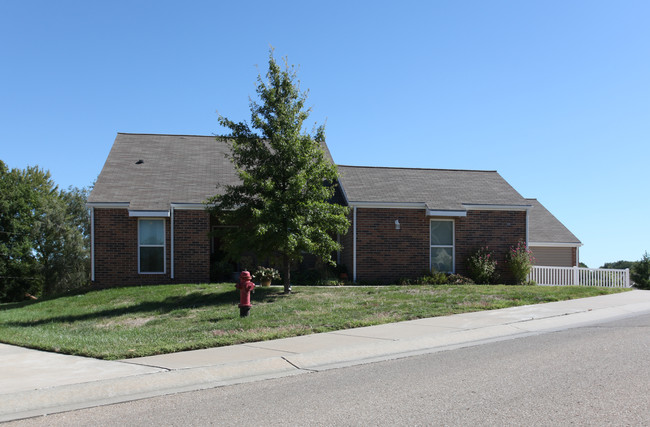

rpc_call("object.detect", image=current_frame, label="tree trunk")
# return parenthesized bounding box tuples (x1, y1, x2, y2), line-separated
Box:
(283, 254, 291, 294)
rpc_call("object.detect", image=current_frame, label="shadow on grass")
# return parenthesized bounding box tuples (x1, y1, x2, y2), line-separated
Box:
(7, 287, 289, 327)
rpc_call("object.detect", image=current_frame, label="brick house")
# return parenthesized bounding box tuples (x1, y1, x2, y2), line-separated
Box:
(87, 133, 581, 287)
(336, 166, 581, 283)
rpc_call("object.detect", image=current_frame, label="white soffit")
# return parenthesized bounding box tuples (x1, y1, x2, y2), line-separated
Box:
(462, 203, 532, 211)
(529, 242, 583, 248)
(170, 203, 206, 210)
(128, 210, 170, 217)
(427, 210, 467, 217)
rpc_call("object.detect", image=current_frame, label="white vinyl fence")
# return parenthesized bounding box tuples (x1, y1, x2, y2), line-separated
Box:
(529, 266, 631, 288)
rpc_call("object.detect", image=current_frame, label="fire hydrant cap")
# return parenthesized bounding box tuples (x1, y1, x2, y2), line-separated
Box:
(240, 271, 252, 280)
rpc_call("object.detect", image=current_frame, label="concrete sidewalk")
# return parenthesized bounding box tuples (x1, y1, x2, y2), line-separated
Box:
(2, 290, 649, 422)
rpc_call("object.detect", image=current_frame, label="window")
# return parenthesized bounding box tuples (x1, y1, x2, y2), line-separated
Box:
(430, 220, 454, 273)
(139, 219, 165, 273)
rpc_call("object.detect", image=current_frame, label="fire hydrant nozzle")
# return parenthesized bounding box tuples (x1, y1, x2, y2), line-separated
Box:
(235, 271, 255, 317)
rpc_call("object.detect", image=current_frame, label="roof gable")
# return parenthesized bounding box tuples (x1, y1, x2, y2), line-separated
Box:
(88, 133, 239, 211)
(527, 198, 581, 245)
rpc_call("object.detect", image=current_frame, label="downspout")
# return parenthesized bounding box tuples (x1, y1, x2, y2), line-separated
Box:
(90, 207, 95, 282)
(353, 206, 357, 282)
(171, 206, 174, 279)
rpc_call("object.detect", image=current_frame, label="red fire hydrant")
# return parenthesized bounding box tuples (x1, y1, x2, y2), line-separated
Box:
(235, 271, 255, 317)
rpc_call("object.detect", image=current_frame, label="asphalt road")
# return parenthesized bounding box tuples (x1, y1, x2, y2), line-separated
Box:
(9, 312, 650, 426)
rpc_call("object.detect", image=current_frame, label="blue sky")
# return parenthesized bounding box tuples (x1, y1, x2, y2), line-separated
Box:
(2, 0, 648, 268)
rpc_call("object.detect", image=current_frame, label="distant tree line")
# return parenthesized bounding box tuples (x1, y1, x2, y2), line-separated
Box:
(601, 253, 650, 289)
(0, 160, 90, 302)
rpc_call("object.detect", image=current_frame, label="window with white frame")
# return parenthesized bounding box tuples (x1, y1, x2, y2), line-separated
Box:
(430, 220, 454, 273)
(139, 219, 165, 273)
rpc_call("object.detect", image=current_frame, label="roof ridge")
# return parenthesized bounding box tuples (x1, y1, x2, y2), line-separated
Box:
(337, 164, 497, 173)
(117, 132, 220, 138)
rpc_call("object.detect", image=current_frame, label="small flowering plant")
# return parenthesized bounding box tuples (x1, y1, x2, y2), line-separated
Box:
(253, 266, 281, 282)
(467, 247, 497, 284)
(507, 241, 535, 285)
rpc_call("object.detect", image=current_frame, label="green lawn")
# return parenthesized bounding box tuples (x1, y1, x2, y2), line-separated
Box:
(0, 283, 628, 360)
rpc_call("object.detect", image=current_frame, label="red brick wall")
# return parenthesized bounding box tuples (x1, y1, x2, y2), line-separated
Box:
(339, 208, 527, 284)
(353, 208, 430, 284)
(173, 210, 211, 282)
(455, 210, 527, 282)
(93, 208, 210, 287)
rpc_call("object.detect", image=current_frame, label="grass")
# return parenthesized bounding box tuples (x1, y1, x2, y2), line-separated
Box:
(0, 283, 628, 360)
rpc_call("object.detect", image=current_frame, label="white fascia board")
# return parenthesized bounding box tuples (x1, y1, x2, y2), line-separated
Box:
(170, 203, 206, 210)
(529, 241, 583, 248)
(462, 203, 532, 211)
(86, 202, 130, 209)
(427, 210, 467, 217)
(348, 201, 427, 209)
(128, 210, 171, 217)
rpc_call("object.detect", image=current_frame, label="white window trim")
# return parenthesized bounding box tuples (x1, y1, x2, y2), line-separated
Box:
(138, 218, 166, 274)
(430, 219, 455, 273)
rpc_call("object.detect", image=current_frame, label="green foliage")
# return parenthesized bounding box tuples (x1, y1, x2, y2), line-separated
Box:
(253, 266, 281, 282)
(466, 247, 498, 284)
(601, 260, 634, 270)
(507, 241, 535, 285)
(631, 252, 650, 289)
(0, 160, 90, 302)
(207, 50, 350, 293)
(446, 274, 475, 285)
(397, 272, 474, 286)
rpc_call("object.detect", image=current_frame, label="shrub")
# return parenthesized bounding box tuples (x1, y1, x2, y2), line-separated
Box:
(446, 274, 475, 285)
(467, 247, 498, 284)
(631, 252, 650, 289)
(397, 272, 474, 286)
(507, 241, 535, 285)
(253, 266, 281, 282)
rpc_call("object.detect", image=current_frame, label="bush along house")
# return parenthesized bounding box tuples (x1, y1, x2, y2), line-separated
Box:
(87, 133, 581, 287)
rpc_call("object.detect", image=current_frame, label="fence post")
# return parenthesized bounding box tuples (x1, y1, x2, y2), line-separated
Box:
(573, 266, 579, 286)
(625, 268, 630, 288)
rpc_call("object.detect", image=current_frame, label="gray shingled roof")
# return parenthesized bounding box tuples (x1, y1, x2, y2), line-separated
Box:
(89, 133, 336, 211)
(527, 198, 581, 245)
(88, 133, 239, 211)
(337, 165, 530, 211)
(89, 135, 577, 247)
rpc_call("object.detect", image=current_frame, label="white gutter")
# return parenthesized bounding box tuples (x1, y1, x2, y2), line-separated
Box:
(348, 201, 427, 209)
(353, 206, 357, 282)
(86, 202, 130, 209)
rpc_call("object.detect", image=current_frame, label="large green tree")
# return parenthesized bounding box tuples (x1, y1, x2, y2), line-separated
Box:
(0, 160, 90, 301)
(207, 51, 350, 293)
